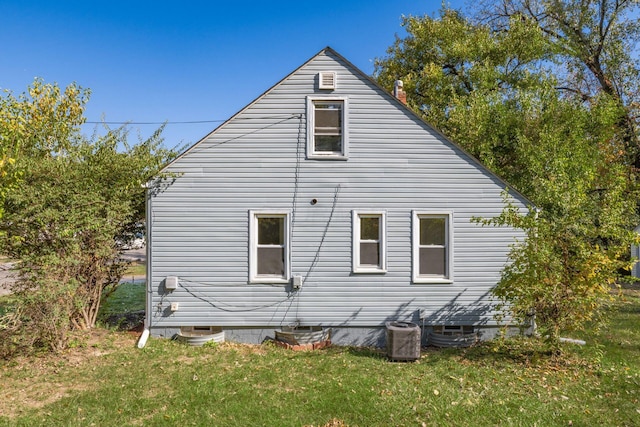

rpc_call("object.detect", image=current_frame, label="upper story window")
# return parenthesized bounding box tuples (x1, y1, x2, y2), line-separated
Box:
(353, 211, 387, 273)
(412, 212, 453, 283)
(307, 96, 348, 159)
(249, 211, 290, 284)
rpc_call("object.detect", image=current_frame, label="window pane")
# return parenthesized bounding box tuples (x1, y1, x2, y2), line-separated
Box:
(360, 242, 380, 266)
(420, 217, 445, 245)
(257, 247, 284, 275)
(315, 108, 341, 130)
(314, 135, 342, 152)
(315, 102, 342, 112)
(360, 217, 379, 240)
(420, 247, 446, 276)
(314, 101, 342, 153)
(258, 217, 284, 245)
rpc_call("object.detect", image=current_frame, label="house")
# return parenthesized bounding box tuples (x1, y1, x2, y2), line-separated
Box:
(144, 47, 530, 347)
(632, 225, 640, 278)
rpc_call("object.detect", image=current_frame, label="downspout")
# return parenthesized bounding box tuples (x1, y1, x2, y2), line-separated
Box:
(137, 183, 153, 349)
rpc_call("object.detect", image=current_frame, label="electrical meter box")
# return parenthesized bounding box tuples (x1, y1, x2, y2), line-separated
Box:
(165, 276, 179, 291)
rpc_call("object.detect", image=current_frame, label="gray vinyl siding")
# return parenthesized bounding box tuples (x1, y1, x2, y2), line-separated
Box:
(148, 49, 528, 331)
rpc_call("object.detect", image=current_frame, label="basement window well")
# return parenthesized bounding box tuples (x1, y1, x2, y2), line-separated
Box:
(432, 325, 474, 336)
(177, 326, 225, 347)
(428, 325, 477, 348)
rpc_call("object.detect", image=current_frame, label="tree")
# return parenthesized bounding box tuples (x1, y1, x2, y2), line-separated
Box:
(481, 0, 640, 168)
(0, 80, 176, 355)
(0, 115, 18, 222)
(0, 80, 86, 221)
(375, 5, 639, 344)
(474, 89, 637, 342)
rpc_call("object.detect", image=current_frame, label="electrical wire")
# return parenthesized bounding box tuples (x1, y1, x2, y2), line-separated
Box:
(83, 114, 299, 126)
(180, 282, 294, 313)
(84, 120, 224, 125)
(178, 277, 283, 288)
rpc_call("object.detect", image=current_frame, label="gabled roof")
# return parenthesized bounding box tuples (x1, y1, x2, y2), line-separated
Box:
(161, 46, 533, 207)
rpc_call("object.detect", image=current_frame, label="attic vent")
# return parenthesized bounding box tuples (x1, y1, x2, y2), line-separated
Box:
(318, 72, 336, 90)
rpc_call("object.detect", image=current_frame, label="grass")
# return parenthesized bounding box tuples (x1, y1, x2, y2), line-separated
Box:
(123, 260, 146, 278)
(0, 290, 638, 426)
(99, 282, 145, 317)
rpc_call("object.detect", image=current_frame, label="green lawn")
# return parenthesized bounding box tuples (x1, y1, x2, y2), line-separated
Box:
(123, 260, 146, 278)
(1, 289, 638, 426)
(99, 282, 146, 318)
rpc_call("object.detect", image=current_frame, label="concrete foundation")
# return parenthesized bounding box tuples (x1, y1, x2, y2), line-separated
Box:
(149, 323, 531, 348)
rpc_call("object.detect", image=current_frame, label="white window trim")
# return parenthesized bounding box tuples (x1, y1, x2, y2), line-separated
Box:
(306, 95, 349, 160)
(249, 210, 291, 284)
(412, 211, 454, 284)
(352, 210, 387, 273)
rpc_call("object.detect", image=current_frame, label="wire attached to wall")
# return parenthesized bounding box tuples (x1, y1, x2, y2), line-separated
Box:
(182, 285, 294, 313)
(304, 184, 342, 284)
(291, 113, 304, 225)
(152, 282, 295, 315)
(148, 112, 323, 320)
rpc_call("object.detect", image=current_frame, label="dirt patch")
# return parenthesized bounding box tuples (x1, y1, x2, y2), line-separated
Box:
(620, 281, 640, 290)
(0, 262, 16, 296)
(102, 310, 145, 331)
(0, 329, 138, 419)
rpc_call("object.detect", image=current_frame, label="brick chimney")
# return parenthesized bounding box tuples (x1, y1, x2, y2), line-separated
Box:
(393, 80, 407, 105)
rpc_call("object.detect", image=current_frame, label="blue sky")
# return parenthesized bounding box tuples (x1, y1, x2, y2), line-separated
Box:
(1, 1, 464, 150)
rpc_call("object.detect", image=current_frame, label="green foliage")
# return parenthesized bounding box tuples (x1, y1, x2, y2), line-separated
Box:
(0, 80, 176, 356)
(98, 282, 145, 321)
(376, 4, 640, 345)
(0, 79, 88, 221)
(375, 10, 551, 143)
(476, 195, 637, 343)
(481, 0, 640, 167)
(486, 1, 640, 116)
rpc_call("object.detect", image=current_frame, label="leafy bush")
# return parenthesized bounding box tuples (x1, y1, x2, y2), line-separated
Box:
(0, 80, 176, 356)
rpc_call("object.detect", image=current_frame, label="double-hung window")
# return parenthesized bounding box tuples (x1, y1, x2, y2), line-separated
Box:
(249, 211, 290, 283)
(353, 211, 386, 273)
(307, 96, 348, 159)
(412, 212, 453, 283)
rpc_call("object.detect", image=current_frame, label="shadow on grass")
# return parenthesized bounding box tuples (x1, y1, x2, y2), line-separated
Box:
(283, 335, 564, 366)
(616, 302, 640, 315)
(311, 338, 559, 367)
(344, 346, 387, 360)
(455, 339, 559, 364)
